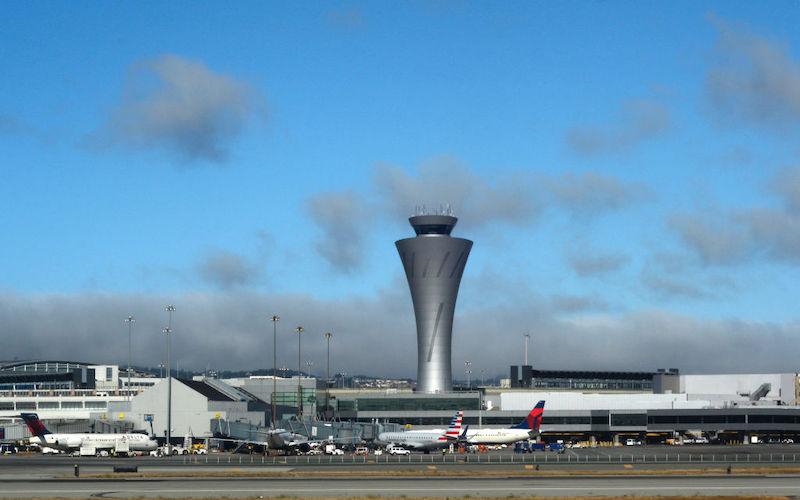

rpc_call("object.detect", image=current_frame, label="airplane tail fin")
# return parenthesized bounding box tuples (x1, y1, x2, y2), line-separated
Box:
(20, 413, 51, 438)
(441, 410, 464, 441)
(511, 401, 545, 432)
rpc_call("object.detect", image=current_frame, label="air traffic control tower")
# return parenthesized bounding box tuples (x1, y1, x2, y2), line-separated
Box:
(396, 212, 473, 393)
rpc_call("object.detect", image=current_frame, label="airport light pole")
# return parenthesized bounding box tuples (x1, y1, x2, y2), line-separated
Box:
(464, 360, 472, 389)
(165, 304, 175, 455)
(524, 333, 530, 366)
(324, 332, 332, 416)
(295, 326, 304, 419)
(270, 315, 279, 428)
(125, 315, 134, 402)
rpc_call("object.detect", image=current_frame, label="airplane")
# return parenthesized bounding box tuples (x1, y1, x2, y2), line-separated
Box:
(377, 410, 466, 452)
(220, 428, 319, 454)
(460, 401, 545, 445)
(212, 424, 356, 455)
(21, 413, 158, 454)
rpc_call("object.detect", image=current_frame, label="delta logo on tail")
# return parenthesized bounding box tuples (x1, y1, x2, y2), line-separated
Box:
(511, 400, 545, 432)
(20, 413, 51, 438)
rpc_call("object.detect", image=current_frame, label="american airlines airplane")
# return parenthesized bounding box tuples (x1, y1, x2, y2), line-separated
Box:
(21, 413, 158, 454)
(377, 410, 465, 451)
(461, 401, 545, 445)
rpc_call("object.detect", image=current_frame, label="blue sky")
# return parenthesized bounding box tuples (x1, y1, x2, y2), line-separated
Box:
(2, 1, 800, 375)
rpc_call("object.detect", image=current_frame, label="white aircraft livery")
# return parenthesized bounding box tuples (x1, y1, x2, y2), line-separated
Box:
(377, 410, 465, 451)
(462, 400, 545, 445)
(21, 413, 158, 453)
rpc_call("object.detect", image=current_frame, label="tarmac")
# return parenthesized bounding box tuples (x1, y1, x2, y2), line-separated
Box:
(2, 444, 800, 498)
(2, 475, 800, 498)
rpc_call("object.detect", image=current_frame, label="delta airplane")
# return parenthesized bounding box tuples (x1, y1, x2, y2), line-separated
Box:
(377, 410, 465, 451)
(460, 400, 545, 445)
(21, 413, 158, 453)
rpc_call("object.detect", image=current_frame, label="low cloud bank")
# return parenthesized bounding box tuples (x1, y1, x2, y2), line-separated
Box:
(1, 289, 797, 377)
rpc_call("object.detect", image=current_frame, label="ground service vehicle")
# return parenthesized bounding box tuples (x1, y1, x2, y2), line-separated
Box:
(389, 447, 410, 455)
(0, 444, 17, 455)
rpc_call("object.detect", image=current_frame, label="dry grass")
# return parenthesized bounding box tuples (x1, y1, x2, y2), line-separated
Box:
(9, 496, 795, 500)
(76, 465, 800, 479)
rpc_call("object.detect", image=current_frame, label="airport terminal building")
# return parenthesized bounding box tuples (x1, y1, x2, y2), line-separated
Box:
(3, 358, 800, 445)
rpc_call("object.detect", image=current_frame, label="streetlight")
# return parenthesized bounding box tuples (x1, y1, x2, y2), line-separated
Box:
(158, 363, 164, 378)
(464, 360, 472, 389)
(324, 332, 332, 417)
(524, 333, 531, 366)
(294, 326, 304, 419)
(124, 315, 135, 402)
(164, 304, 175, 455)
(270, 315, 279, 428)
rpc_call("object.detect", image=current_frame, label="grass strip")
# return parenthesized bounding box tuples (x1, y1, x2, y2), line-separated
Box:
(75, 465, 800, 479)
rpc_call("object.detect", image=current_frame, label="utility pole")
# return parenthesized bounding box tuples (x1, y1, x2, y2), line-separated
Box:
(295, 326, 304, 419)
(164, 304, 175, 455)
(124, 316, 134, 402)
(270, 315, 279, 428)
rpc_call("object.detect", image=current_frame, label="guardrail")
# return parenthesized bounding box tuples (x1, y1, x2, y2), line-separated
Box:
(180, 451, 800, 466)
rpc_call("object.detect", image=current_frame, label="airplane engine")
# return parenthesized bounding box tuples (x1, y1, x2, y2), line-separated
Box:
(298, 443, 312, 453)
(58, 438, 82, 448)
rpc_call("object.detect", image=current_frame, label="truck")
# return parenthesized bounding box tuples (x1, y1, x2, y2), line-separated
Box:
(79, 445, 97, 457)
(113, 439, 130, 457)
(324, 444, 344, 455)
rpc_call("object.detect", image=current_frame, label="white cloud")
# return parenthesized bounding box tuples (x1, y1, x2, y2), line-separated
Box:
(566, 99, 670, 156)
(707, 16, 800, 129)
(100, 54, 261, 162)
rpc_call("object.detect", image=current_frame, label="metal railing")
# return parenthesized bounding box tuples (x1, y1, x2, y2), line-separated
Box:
(180, 451, 800, 466)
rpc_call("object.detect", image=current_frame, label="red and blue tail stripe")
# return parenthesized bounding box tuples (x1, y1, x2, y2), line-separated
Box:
(511, 401, 545, 431)
(439, 410, 464, 441)
(20, 413, 51, 437)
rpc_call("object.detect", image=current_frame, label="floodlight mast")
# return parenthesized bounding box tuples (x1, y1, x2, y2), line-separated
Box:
(270, 315, 279, 427)
(124, 315, 134, 402)
(294, 326, 304, 418)
(164, 304, 175, 455)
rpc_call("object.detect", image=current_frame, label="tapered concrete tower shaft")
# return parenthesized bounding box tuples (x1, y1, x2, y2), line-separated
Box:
(396, 215, 472, 393)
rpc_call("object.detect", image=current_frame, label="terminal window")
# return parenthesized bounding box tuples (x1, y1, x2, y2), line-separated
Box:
(353, 397, 480, 411)
(611, 414, 647, 427)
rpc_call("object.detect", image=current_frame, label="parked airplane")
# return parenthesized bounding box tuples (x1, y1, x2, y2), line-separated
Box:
(461, 401, 545, 445)
(377, 410, 465, 451)
(213, 425, 353, 455)
(21, 413, 158, 453)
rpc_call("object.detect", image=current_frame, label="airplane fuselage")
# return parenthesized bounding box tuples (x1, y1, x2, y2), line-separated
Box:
(30, 433, 158, 452)
(463, 428, 532, 445)
(377, 431, 450, 451)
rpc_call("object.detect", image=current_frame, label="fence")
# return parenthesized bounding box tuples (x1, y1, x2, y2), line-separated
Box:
(180, 451, 800, 466)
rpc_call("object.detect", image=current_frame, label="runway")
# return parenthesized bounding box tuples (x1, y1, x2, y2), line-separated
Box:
(2, 475, 800, 498)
